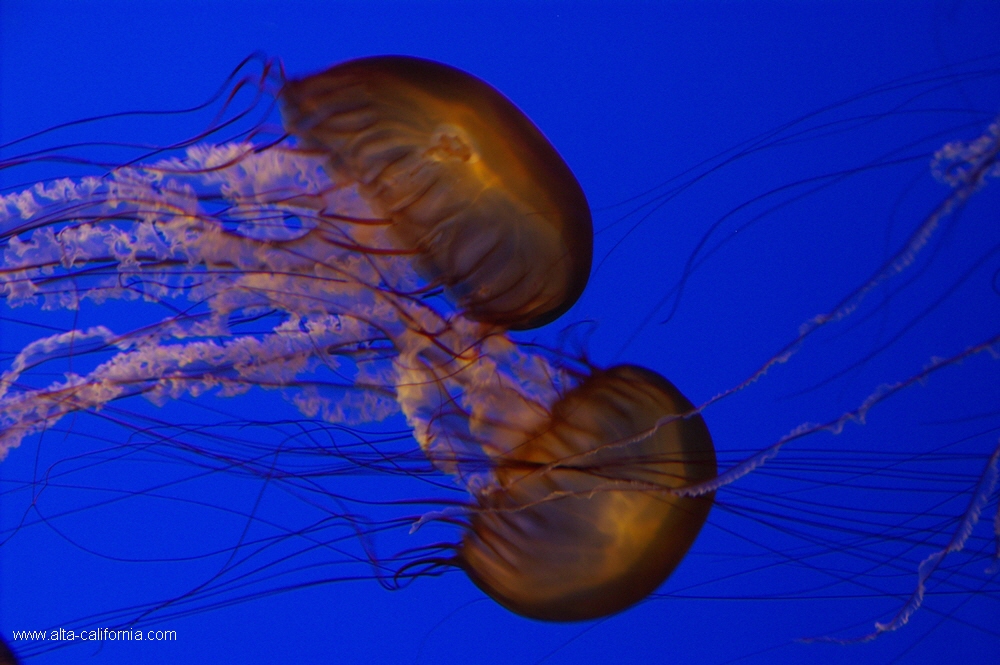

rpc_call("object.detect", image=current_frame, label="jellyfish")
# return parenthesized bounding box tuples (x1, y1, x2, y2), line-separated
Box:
(0, 55, 599, 467)
(1, 26, 999, 665)
(459, 364, 715, 622)
(282, 56, 593, 330)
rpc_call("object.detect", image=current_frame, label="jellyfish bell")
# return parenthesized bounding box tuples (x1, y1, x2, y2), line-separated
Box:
(281, 55, 593, 330)
(459, 364, 715, 622)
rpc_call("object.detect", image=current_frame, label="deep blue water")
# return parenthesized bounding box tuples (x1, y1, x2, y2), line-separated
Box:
(1, 1, 998, 663)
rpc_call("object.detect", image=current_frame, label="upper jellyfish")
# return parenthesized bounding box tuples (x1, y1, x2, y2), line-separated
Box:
(281, 55, 593, 329)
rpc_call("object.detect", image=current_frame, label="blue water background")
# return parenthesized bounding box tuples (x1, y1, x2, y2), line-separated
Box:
(1, 1, 998, 663)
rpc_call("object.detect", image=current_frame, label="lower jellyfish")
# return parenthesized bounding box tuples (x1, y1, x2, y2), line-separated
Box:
(0, 44, 998, 665)
(459, 364, 715, 622)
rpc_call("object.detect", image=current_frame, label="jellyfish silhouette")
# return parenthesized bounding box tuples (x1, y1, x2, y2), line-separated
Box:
(1, 10, 999, 663)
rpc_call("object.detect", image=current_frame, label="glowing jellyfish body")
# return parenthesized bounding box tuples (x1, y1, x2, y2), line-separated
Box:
(282, 56, 593, 329)
(461, 365, 715, 621)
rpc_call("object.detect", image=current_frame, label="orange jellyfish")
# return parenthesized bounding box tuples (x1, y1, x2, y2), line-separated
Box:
(459, 364, 715, 621)
(282, 56, 593, 330)
(0, 55, 598, 464)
